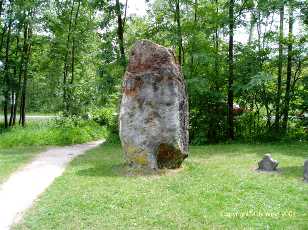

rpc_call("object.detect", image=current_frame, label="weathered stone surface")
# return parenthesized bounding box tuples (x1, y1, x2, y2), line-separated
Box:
(258, 154, 279, 171)
(304, 160, 308, 183)
(119, 40, 188, 170)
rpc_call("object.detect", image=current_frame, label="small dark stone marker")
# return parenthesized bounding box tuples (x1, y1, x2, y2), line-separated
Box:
(258, 154, 279, 171)
(304, 160, 308, 183)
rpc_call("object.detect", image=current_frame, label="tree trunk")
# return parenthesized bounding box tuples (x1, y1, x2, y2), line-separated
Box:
(0, 0, 3, 19)
(274, 4, 284, 131)
(208, 0, 220, 143)
(9, 88, 14, 126)
(227, 0, 235, 140)
(67, 0, 81, 112)
(18, 23, 29, 125)
(13, 36, 22, 125)
(3, 3, 13, 128)
(190, 0, 197, 75)
(0, 25, 7, 54)
(282, 2, 293, 131)
(70, 0, 81, 86)
(248, 12, 255, 44)
(115, 0, 126, 67)
(175, 0, 183, 65)
(20, 45, 31, 127)
(63, 0, 75, 114)
(214, 0, 219, 88)
(10, 33, 20, 126)
(19, 22, 32, 126)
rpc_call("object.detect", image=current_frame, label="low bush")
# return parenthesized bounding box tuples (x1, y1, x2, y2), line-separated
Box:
(0, 117, 107, 148)
(90, 107, 120, 143)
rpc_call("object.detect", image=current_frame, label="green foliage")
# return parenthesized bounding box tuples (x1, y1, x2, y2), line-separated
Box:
(0, 119, 106, 148)
(188, 78, 227, 144)
(91, 107, 118, 132)
(1, 0, 307, 143)
(90, 106, 120, 143)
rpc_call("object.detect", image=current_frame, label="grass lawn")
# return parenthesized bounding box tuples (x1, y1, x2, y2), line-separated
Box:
(0, 146, 44, 183)
(14, 142, 308, 229)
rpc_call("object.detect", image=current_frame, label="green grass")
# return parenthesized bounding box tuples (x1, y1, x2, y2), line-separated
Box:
(13, 142, 308, 229)
(0, 146, 44, 183)
(0, 120, 107, 148)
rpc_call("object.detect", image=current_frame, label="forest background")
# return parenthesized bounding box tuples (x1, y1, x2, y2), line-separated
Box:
(0, 0, 307, 144)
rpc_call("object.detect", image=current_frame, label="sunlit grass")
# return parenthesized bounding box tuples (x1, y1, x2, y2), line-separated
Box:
(0, 146, 44, 183)
(0, 120, 106, 148)
(14, 142, 308, 229)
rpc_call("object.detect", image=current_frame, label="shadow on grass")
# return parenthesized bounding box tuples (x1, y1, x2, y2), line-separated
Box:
(76, 162, 184, 178)
(279, 165, 305, 179)
(76, 163, 123, 177)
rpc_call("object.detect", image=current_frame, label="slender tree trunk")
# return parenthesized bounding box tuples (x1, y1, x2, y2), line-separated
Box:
(190, 0, 197, 75)
(256, 9, 262, 60)
(9, 41, 18, 126)
(227, 0, 235, 140)
(67, 0, 81, 113)
(20, 41, 32, 126)
(71, 0, 81, 85)
(282, 2, 293, 131)
(214, 0, 219, 88)
(210, 0, 220, 142)
(13, 42, 21, 125)
(175, 0, 183, 65)
(19, 21, 32, 126)
(274, 4, 284, 131)
(18, 23, 29, 125)
(0, 25, 7, 54)
(123, 0, 128, 27)
(115, 0, 126, 67)
(3, 3, 13, 128)
(63, 0, 75, 114)
(248, 12, 255, 44)
(9, 33, 20, 126)
(9, 88, 14, 125)
(0, 0, 3, 19)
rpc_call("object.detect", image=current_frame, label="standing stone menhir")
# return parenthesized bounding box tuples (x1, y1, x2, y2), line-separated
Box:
(258, 154, 279, 171)
(119, 40, 189, 170)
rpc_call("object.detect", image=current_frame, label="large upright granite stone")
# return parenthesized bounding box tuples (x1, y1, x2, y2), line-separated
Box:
(258, 154, 279, 171)
(119, 40, 188, 170)
(304, 160, 308, 183)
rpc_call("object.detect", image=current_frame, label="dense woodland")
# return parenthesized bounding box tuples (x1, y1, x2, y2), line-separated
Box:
(0, 0, 307, 144)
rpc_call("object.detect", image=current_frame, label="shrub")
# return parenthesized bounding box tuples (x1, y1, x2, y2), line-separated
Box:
(91, 107, 118, 133)
(0, 117, 107, 148)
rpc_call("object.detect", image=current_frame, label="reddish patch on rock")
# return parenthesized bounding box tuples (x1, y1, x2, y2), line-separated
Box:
(123, 77, 143, 96)
(126, 41, 178, 75)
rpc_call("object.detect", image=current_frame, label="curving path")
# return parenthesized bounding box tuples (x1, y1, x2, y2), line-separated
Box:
(0, 140, 103, 230)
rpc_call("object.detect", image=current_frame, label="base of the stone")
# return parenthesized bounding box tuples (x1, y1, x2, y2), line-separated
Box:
(123, 143, 188, 170)
(255, 168, 281, 173)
